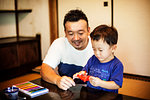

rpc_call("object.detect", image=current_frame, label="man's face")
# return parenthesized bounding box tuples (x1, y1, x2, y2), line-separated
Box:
(65, 19, 90, 50)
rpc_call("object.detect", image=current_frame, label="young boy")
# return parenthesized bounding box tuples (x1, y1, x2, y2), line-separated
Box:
(73, 25, 123, 93)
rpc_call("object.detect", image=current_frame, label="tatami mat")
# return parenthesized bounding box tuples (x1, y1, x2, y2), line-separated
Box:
(119, 78, 150, 99)
(0, 73, 41, 91)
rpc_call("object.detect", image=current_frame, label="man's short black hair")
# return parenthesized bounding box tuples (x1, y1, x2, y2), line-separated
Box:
(90, 25, 118, 46)
(63, 9, 89, 30)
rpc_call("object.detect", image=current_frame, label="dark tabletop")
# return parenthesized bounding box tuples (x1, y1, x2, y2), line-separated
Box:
(0, 78, 146, 100)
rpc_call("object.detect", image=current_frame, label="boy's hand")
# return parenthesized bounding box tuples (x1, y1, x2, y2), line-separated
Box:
(73, 71, 90, 82)
(89, 76, 101, 87)
(73, 71, 87, 79)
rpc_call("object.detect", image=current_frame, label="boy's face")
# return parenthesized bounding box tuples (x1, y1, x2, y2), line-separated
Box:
(65, 19, 90, 50)
(91, 39, 117, 63)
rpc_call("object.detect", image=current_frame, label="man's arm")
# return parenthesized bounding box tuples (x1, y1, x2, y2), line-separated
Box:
(40, 63, 75, 90)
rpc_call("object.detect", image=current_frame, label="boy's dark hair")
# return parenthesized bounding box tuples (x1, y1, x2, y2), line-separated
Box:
(90, 25, 118, 45)
(63, 9, 89, 30)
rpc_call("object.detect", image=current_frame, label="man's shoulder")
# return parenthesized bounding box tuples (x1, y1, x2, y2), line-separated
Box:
(54, 37, 66, 42)
(52, 37, 67, 46)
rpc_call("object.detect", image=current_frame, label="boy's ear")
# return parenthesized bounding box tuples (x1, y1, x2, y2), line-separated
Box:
(112, 44, 117, 52)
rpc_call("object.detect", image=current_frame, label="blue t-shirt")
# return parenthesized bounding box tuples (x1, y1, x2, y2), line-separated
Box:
(82, 55, 123, 93)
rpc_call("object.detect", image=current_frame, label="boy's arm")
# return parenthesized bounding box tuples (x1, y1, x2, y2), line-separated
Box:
(89, 76, 120, 89)
(41, 63, 75, 90)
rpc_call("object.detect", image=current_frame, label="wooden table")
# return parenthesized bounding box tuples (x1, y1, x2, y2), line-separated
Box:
(0, 78, 145, 100)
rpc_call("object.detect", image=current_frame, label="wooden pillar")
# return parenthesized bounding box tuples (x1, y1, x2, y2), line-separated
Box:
(15, 0, 19, 39)
(111, 0, 114, 27)
(49, 0, 58, 44)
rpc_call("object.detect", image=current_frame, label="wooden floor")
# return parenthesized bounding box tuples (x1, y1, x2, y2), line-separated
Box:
(0, 72, 150, 100)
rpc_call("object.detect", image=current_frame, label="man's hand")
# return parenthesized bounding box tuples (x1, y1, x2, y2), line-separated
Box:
(56, 76, 75, 90)
(41, 63, 75, 90)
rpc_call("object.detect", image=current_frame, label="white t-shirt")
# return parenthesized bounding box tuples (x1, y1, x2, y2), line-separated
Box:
(43, 36, 93, 69)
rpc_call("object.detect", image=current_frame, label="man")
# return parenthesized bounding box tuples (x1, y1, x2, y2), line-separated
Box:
(41, 9, 93, 90)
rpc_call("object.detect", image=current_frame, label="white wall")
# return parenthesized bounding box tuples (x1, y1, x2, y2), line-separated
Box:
(0, 0, 50, 60)
(1, 0, 150, 76)
(58, 0, 150, 76)
(0, 0, 16, 37)
(18, 0, 50, 60)
(114, 0, 150, 76)
(58, 0, 111, 37)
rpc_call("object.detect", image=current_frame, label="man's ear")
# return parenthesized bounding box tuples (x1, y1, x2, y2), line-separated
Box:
(88, 27, 91, 36)
(64, 30, 67, 37)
